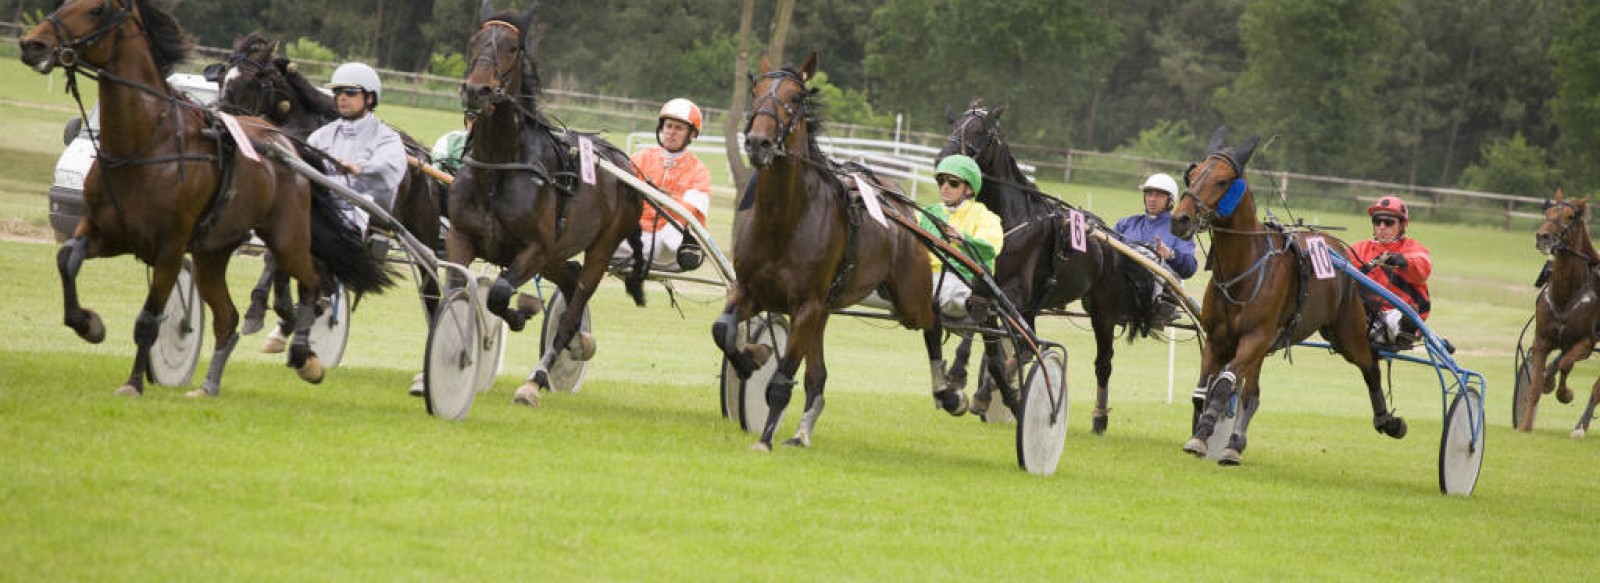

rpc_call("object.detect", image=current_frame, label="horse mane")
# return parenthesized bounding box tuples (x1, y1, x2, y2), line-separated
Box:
(779, 66, 827, 159)
(137, 0, 192, 78)
(232, 32, 274, 61)
(282, 66, 339, 119)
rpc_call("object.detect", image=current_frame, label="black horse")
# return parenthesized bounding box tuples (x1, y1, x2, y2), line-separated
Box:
(939, 102, 1165, 433)
(213, 33, 442, 342)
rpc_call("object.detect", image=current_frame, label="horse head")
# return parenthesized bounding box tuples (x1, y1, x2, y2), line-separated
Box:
(1536, 188, 1588, 256)
(215, 33, 294, 120)
(1172, 125, 1260, 240)
(743, 52, 817, 168)
(462, 1, 538, 117)
(20, 0, 143, 73)
(938, 99, 1006, 167)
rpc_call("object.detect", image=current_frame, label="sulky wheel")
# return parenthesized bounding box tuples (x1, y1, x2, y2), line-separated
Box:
(148, 259, 204, 387)
(1015, 346, 1068, 476)
(1513, 352, 1533, 429)
(425, 288, 482, 421)
(473, 277, 507, 394)
(736, 314, 790, 433)
(306, 282, 351, 369)
(539, 290, 592, 394)
(1439, 388, 1485, 496)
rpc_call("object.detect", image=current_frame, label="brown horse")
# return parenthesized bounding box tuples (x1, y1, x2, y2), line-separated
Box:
(18, 0, 391, 396)
(452, 1, 646, 404)
(214, 32, 442, 338)
(712, 53, 961, 451)
(1524, 190, 1600, 437)
(1170, 126, 1406, 464)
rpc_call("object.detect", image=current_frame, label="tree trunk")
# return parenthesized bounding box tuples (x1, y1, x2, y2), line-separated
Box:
(727, 0, 756, 239)
(767, 0, 797, 66)
(1439, 45, 1476, 187)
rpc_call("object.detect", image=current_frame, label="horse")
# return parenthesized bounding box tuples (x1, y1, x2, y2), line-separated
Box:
(18, 0, 392, 397)
(213, 32, 442, 338)
(711, 53, 966, 452)
(452, 1, 647, 405)
(938, 101, 1164, 433)
(1524, 190, 1600, 437)
(1169, 126, 1407, 464)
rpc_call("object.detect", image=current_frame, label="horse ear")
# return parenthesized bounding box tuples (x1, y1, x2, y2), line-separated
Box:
(519, 2, 538, 29)
(798, 52, 818, 82)
(968, 98, 983, 110)
(991, 104, 1007, 122)
(1208, 125, 1228, 153)
(1554, 186, 1565, 201)
(945, 105, 956, 126)
(480, 0, 496, 22)
(758, 54, 773, 74)
(1235, 135, 1261, 168)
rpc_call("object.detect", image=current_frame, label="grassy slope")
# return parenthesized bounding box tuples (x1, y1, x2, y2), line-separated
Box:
(0, 59, 1596, 580)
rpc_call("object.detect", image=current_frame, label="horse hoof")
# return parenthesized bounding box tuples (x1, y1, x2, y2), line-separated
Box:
(739, 343, 773, 367)
(1218, 449, 1243, 466)
(516, 293, 542, 317)
(78, 310, 106, 344)
(970, 393, 991, 417)
(782, 434, 811, 448)
(1376, 415, 1408, 439)
(513, 382, 541, 407)
(1557, 387, 1574, 404)
(566, 332, 597, 361)
(749, 442, 773, 453)
(297, 356, 324, 384)
(934, 389, 969, 417)
(1092, 409, 1109, 435)
(1571, 428, 1587, 439)
(184, 387, 216, 399)
(1182, 438, 1207, 457)
(260, 329, 287, 354)
(408, 372, 426, 397)
(114, 385, 140, 397)
(503, 312, 527, 333)
(240, 316, 264, 336)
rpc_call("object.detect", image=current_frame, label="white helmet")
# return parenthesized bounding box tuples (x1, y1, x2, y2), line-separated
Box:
(1139, 172, 1179, 200)
(327, 62, 382, 106)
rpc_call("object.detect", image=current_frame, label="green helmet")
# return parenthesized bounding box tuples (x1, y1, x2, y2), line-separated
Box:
(935, 155, 982, 195)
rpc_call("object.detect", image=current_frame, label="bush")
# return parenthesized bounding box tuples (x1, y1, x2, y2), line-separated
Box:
(1116, 119, 1202, 163)
(1458, 133, 1558, 198)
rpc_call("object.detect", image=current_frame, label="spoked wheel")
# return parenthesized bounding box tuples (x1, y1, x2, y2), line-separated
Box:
(540, 290, 592, 394)
(1015, 346, 1068, 476)
(474, 277, 507, 394)
(977, 338, 1017, 425)
(736, 314, 790, 433)
(1205, 394, 1238, 462)
(1440, 388, 1485, 496)
(148, 259, 203, 387)
(1512, 314, 1535, 428)
(425, 289, 482, 420)
(306, 282, 351, 369)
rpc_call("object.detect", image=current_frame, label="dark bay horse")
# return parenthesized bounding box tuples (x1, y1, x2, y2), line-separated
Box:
(712, 53, 961, 451)
(939, 102, 1161, 433)
(452, 2, 646, 404)
(18, 0, 391, 397)
(1170, 126, 1406, 464)
(214, 32, 442, 336)
(1524, 190, 1600, 437)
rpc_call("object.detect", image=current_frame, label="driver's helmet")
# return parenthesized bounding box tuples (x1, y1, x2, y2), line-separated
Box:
(934, 154, 983, 196)
(658, 98, 703, 133)
(1139, 173, 1179, 208)
(1367, 195, 1410, 223)
(327, 62, 383, 107)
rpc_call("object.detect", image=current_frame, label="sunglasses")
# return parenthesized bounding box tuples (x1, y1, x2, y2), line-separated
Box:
(1371, 217, 1399, 227)
(938, 177, 967, 189)
(334, 87, 366, 96)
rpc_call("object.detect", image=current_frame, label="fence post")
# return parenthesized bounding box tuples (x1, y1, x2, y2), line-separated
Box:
(1505, 198, 1514, 231)
(1063, 151, 1074, 184)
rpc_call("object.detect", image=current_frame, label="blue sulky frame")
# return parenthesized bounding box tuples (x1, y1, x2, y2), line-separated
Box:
(1299, 247, 1486, 495)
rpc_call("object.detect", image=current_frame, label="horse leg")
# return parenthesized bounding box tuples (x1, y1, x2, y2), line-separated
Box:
(926, 323, 968, 416)
(1217, 365, 1265, 465)
(1186, 332, 1273, 458)
(1089, 309, 1117, 435)
(57, 236, 105, 343)
(711, 287, 759, 378)
(1187, 338, 1226, 438)
(949, 334, 975, 398)
(1522, 341, 1555, 431)
(261, 271, 294, 353)
(284, 279, 325, 384)
(754, 301, 818, 452)
(524, 255, 606, 394)
(1573, 376, 1600, 439)
(785, 308, 831, 447)
(241, 251, 275, 335)
(1554, 342, 1593, 405)
(186, 250, 240, 398)
(115, 258, 185, 396)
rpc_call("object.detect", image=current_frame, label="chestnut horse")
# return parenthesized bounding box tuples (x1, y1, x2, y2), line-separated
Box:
(1170, 126, 1406, 464)
(18, 0, 391, 397)
(712, 53, 963, 451)
(214, 32, 442, 337)
(939, 102, 1163, 432)
(1524, 190, 1600, 437)
(452, 2, 646, 404)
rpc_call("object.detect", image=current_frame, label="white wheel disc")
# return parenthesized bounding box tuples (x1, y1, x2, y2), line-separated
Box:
(1440, 389, 1485, 496)
(540, 291, 591, 393)
(306, 283, 351, 369)
(425, 290, 481, 420)
(474, 277, 506, 394)
(149, 260, 204, 387)
(1016, 347, 1068, 476)
(1513, 358, 1532, 429)
(739, 315, 790, 433)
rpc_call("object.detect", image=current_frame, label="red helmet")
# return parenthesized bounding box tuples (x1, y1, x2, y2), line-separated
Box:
(1367, 196, 1410, 223)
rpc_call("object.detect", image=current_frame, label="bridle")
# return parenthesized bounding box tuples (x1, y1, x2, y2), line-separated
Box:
(1538, 200, 1599, 264)
(43, 0, 132, 71)
(219, 53, 288, 121)
(1178, 153, 1249, 233)
(462, 19, 527, 116)
(743, 69, 808, 155)
(947, 109, 999, 163)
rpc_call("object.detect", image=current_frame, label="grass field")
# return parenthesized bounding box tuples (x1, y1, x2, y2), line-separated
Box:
(1, 58, 1599, 580)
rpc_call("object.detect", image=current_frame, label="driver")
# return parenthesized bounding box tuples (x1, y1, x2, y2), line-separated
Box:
(613, 98, 712, 271)
(919, 155, 1004, 320)
(307, 62, 407, 236)
(1349, 196, 1433, 345)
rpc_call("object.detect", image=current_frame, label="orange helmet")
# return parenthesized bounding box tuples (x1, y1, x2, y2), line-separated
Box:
(1367, 196, 1410, 223)
(658, 98, 703, 133)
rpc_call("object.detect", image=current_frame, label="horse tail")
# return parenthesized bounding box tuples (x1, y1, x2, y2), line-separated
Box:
(307, 184, 396, 298)
(1116, 252, 1159, 342)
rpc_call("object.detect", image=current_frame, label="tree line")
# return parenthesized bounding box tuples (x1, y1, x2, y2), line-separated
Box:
(10, 0, 1598, 195)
